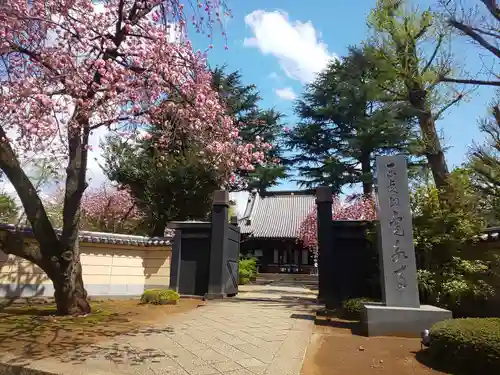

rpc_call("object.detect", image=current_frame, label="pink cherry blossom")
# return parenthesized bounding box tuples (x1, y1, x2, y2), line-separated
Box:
(80, 184, 143, 233)
(0, 0, 261, 180)
(298, 194, 377, 251)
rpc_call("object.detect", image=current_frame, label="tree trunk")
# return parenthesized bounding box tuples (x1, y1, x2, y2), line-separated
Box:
(151, 216, 168, 237)
(360, 152, 373, 196)
(418, 112, 449, 191)
(409, 88, 450, 192)
(0, 83, 93, 317)
(50, 239, 91, 315)
(57, 110, 91, 315)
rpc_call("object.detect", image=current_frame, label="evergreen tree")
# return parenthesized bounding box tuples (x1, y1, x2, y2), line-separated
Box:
(0, 192, 18, 223)
(212, 67, 288, 193)
(468, 94, 500, 224)
(367, 0, 465, 194)
(102, 132, 223, 236)
(287, 46, 419, 195)
(102, 67, 286, 236)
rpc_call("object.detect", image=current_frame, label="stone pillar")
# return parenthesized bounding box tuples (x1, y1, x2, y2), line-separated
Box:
(316, 186, 334, 303)
(361, 155, 452, 337)
(375, 155, 419, 308)
(206, 190, 229, 299)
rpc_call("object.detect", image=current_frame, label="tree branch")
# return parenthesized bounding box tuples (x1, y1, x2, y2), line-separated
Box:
(479, 0, 500, 23)
(471, 26, 500, 39)
(433, 93, 464, 120)
(0, 231, 43, 265)
(422, 34, 443, 74)
(448, 19, 500, 59)
(493, 104, 500, 127)
(89, 109, 150, 130)
(440, 76, 500, 86)
(61, 109, 90, 249)
(0, 127, 60, 258)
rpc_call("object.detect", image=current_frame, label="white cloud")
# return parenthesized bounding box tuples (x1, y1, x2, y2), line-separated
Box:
(244, 10, 337, 84)
(275, 87, 297, 101)
(268, 72, 279, 80)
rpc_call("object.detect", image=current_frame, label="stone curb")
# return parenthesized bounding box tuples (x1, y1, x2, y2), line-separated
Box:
(0, 363, 58, 375)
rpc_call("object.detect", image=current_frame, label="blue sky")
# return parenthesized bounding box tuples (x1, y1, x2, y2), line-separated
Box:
(1, 0, 495, 201)
(189, 0, 498, 192)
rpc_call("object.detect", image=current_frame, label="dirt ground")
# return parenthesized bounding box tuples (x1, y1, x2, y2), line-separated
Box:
(300, 317, 448, 375)
(0, 298, 202, 362)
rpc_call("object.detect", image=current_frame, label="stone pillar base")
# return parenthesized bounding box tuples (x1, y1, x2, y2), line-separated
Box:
(204, 293, 228, 300)
(361, 303, 452, 337)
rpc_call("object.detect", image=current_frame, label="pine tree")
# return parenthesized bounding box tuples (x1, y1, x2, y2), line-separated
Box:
(367, 0, 466, 194)
(211, 67, 288, 193)
(287, 46, 420, 195)
(102, 67, 287, 236)
(468, 94, 500, 224)
(102, 133, 223, 236)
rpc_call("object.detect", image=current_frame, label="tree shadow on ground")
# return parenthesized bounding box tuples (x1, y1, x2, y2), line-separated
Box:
(414, 349, 466, 375)
(0, 247, 49, 307)
(314, 318, 365, 336)
(0, 300, 200, 366)
(239, 288, 317, 296)
(0, 321, 176, 366)
(225, 297, 320, 313)
(289, 308, 366, 336)
(0, 315, 175, 366)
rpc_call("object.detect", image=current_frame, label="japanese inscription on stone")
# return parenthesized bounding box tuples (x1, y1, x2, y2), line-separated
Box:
(375, 155, 420, 308)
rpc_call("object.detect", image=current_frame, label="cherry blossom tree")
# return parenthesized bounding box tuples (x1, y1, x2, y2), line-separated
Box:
(44, 183, 144, 233)
(0, 0, 263, 315)
(80, 184, 144, 233)
(298, 195, 377, 251)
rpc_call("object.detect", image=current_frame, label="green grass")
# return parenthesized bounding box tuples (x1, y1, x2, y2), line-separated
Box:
(0, 302, 118, 328)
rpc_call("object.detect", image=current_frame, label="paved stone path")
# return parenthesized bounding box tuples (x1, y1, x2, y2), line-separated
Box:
(6, 298, 316, 375)
(236, 284, 317, 302)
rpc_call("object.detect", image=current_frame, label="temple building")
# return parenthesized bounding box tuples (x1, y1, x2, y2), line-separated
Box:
(234, 190, 316, 274)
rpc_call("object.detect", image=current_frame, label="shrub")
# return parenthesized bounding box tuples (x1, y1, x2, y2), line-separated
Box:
(411, 169, 495, 315)
(140, 289, 180, 305)
(428, 318, 500, 374)
(239, 257, 257, 285)
(340, 297, 377, 320)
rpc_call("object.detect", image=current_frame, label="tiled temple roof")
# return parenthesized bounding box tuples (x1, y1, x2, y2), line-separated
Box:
(239, 190, 316, 239)
(0, 224, 172, 247)
(236, 190, 500, 243)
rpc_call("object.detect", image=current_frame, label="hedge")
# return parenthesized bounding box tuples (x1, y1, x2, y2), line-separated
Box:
(239, 257, 257, 285)
(340, 297, 377, 320)
(428, 318, 500, 374)
(140, 289, 180, 305)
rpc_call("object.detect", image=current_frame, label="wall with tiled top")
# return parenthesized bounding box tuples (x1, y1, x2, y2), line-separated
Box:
(0, 237, 171, 298)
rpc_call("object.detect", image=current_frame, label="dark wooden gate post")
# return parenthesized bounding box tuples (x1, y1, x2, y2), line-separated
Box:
(206, 190, 230, 299)
(316, 186, 333, 303)
(168, 227, 182, 293)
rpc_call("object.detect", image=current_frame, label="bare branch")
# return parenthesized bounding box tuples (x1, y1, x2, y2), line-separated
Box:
(433, 93, 464, 120)
(448, 19, 500, 59)
(440, 76, 500, 86)
(422, 34, 444, 74)
(471, 26, 500, 39)
(479, 0, 500, 23)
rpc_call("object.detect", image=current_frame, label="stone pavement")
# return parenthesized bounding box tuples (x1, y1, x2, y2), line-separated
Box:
(236, 284, 317, 302)
(1, 299, 316, 375)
